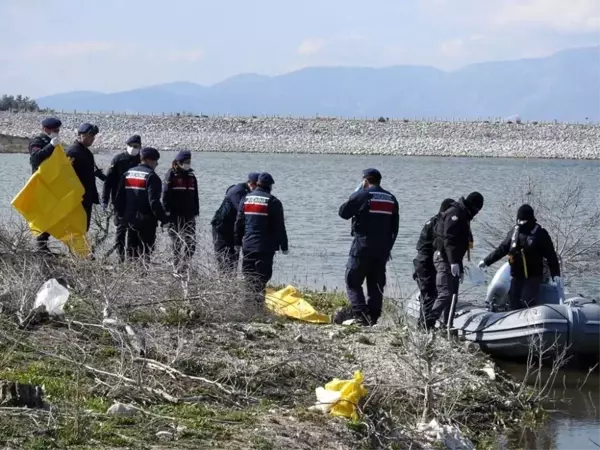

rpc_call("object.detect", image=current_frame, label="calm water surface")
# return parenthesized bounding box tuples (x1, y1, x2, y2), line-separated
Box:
(0, 151, 598, 449)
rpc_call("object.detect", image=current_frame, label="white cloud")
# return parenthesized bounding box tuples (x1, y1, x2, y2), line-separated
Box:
(23, 41, 117, 60)
(496, 0, 600, 33)
(297, 38, 326, 56)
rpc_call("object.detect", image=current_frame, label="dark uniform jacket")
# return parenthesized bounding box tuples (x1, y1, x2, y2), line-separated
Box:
(433, 198, 475, 268)
(162, 168, 199, 219)
(415, 214, 440, 265)
(339, 185, 400, 259)
(66, 141, 106, 207)
(211, 183, 250, 244)
(29, 133, 56, 172)
(483, 222, 560, 279)
(234, 187, 288, 253)
(114, 164, 167, 226)
(415, 213, 442, 270)
(102, 152, 140, 206)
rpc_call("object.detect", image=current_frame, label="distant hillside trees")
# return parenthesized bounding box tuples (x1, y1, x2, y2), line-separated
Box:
(0, 95, 40, 112)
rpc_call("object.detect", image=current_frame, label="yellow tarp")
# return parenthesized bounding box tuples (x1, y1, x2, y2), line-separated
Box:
(312, 371, 368, 421)
(11, 144, 90, 257)
(265, 285, 330, 324)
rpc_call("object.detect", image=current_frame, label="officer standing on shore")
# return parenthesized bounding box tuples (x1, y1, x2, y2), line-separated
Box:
(66, 123, 106, 232)
(114, 148, 168, 261)
(430, 192, 484, 328)
(28, 117, 62, 252)
(211, 172, 259, 273)
(478, 204, 560, 310)
(338, 169, 399, 326)
(234, 173, 288, 305)
(413, 198, 454, 329)
(102, 135, 142, 261)
(162, 150, 199, 271)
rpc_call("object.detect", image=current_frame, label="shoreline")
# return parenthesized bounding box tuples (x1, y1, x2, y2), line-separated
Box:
(2, 111, 599, 160)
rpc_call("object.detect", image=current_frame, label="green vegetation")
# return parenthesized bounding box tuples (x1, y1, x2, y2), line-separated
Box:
(0, 94, 39, 112)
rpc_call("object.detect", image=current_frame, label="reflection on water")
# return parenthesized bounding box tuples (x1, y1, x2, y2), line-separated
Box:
(497, 360, 600, 450)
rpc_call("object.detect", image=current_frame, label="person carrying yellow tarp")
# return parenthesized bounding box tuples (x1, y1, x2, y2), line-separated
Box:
(23, 117, 63, 252)
(11, 117, 91, 257)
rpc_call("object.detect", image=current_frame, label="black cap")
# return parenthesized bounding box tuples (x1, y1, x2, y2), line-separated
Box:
(465, 192, 484, 212)
(248, 172, 259, 184)
(78, 123, 99, 135)
(517, 204, 535, 222)
(41, 117, 62, 129)
(140, 147, 160, 161)
(126, 134, 141, 146)
(175, 150, 192, 162)
(363, 168, 382, 181)
(439, 198, 454, 213)
(258, 172, 275, 185)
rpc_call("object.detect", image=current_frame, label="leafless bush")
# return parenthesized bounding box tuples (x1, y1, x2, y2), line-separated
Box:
(478, 175, 600, 284)
(0, 220, 560, 449)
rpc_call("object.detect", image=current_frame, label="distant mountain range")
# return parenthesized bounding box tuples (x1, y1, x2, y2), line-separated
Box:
(38, 46, 600, 122)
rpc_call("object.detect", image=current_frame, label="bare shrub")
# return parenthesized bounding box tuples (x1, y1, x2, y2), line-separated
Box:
(477, 175, 600, 285)
(0, 220, 564, 449)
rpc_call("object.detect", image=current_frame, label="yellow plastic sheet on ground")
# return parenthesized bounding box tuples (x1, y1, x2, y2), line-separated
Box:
(265, 285, 330, 324)
(312, 371, 368, 421)
(11, 144, 90, 257)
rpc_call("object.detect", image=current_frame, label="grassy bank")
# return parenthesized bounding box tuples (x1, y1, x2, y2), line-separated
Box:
(0, 228, 548, 450)
(0, 133, 29, 153)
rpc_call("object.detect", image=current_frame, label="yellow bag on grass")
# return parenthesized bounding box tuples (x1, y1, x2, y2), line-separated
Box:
(312, 371, 368, 421)
(265, 285, 330, 324)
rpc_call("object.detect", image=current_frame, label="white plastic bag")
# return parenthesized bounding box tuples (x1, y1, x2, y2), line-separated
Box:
(310, 387, 342, 413)
(33, 279, 69, 316)
(464, 263, 486, 286)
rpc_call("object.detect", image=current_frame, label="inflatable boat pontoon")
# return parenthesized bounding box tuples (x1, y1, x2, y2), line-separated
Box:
(405, 263, 600, 360)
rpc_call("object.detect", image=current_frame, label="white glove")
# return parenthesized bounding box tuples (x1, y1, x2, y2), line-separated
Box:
(450, 263, 461, 278)
(282, 250, 289, 255)
(478, 260, 486, 270)
(50, 137, 60, 147)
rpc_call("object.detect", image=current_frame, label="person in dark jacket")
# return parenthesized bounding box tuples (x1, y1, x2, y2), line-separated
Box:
(413, 198, 454, 329)
(114, 148, 168, 261)
(211, 172, 259, 273)
(338, 169, 400, 326)
(479, 204, 560, 310)
(429, 192, 484, 328)
(234, 173, 288, 305)
(28, 117, 62, 252)
(66, 123, 106, 231)
(102, 134, 142, 261)
(162, 150, 199, 271)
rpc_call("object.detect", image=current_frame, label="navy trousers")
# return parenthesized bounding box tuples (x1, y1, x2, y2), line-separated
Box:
(345, 255, 387, 324)
(241, 251, 274, 304)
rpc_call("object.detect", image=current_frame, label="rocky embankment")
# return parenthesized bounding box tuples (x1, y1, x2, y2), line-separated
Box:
(1, 111, 599, 159)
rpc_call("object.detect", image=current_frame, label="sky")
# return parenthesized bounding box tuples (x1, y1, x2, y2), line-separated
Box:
(1, 0, 599, 98)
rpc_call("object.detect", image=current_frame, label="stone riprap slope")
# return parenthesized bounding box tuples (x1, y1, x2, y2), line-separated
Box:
(1, 111, 599, 159)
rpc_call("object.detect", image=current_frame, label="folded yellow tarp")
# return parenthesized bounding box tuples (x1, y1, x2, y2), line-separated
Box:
(11, 144, 90, 257)
(265, 285, 330, 324)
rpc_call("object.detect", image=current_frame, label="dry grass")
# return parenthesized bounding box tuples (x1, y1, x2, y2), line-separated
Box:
(0, 223, 556, 450)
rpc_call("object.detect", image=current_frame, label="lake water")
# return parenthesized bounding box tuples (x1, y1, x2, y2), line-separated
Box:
(1, 151, 599, 448)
